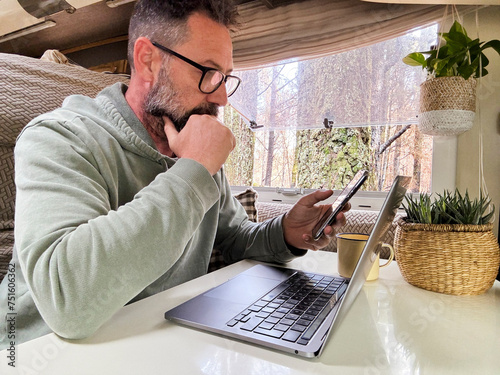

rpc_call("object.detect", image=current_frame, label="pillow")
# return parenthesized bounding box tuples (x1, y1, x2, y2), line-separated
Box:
(255, 202, 291, 222)
(0, 52, 130, 282)
(233, 188, 258, 222)
(0, 231, 14, 282)
(0, 52, 130, 147)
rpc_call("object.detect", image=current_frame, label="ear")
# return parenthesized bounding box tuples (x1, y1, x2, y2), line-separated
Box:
(133, 37, 162, 84)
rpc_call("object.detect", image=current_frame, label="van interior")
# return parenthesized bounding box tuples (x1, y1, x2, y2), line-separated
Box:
(0, 1, 499, 282)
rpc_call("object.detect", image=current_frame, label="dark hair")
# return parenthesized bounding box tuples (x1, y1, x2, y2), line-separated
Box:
(127, 0, 239, 69)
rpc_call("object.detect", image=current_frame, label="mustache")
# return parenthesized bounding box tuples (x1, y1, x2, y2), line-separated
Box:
(176, 104, 219, 127)
(154, 104, 220, 132)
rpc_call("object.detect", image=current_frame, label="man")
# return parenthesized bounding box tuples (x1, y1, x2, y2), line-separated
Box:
(0, 0, 347, 349)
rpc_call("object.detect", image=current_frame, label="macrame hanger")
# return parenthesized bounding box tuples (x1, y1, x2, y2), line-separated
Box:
(435, 5, 463, 66)
(452, 4, 462, 24)
(472, 7, 493, 219)
(435, 5, 448, 63)
(439, 6, 492, 217)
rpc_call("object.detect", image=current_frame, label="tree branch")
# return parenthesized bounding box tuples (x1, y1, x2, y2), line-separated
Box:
(377, 124, 412, 155)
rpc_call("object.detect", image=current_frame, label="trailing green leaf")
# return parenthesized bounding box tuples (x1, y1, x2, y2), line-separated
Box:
(402, 21, 500, 79)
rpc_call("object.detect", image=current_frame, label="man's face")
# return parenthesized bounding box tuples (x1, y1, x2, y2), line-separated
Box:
(143, 62, 218, 133)
(143, 12, 234, 134)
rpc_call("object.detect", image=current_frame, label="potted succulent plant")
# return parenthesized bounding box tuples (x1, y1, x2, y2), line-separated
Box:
(394, 189, 500, 295)
(403, 21, 500, 136)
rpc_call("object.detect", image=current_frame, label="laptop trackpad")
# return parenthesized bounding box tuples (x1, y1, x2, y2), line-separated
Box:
(165, 265, 295, 326)
(204, 265, 295, 303)
(204, 274, 279, 304)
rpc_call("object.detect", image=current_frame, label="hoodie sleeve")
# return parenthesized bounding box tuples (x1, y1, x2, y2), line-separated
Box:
(14, 119, 219, 340)
(213, 171, 307, 265)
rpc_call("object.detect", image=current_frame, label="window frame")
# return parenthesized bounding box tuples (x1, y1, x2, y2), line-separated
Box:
(230, 137, 457, 209)
(227, 22, 457, 207)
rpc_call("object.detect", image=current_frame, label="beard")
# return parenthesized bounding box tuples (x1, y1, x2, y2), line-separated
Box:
(143, 64, 219, 134)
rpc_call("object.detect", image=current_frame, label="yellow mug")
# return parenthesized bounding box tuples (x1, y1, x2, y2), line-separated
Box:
(336, 233, 394, 281)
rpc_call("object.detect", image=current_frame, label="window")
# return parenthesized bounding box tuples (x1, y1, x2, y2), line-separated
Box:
(222, 24, 440, 198)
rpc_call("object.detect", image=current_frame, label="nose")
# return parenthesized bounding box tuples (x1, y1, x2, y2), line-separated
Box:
(206, 83, 228, 107)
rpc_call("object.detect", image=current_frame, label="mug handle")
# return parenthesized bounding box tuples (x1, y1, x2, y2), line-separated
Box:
(379, 243, 394, 268)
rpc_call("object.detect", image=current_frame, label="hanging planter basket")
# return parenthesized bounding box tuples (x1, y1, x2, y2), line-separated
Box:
(394, 218, 500, 296)
(418, 76, 477, 137)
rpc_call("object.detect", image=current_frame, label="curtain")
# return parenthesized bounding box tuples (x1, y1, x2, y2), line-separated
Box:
(232, 0, 472, 70)
(229, 23, 439, 130)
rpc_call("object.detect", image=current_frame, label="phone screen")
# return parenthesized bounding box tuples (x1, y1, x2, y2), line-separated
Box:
(312, 170, 368, 240)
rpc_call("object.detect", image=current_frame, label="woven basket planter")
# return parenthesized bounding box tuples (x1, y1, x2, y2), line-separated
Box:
(418, 76, 477, 136)
(394, 218, 500, 295)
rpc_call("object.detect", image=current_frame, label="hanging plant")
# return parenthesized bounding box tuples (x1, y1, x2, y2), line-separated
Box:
(403, 21, 500, 80)
(403, 21, 500, 137)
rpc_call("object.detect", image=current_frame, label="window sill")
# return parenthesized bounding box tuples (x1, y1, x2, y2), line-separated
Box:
(231, 186, 401, 212)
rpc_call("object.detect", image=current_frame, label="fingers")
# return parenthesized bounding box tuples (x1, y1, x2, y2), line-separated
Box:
(298, 189, 334, 208)
(331, 211, 347, 227)
(163, 116, 179, 154)
(312, 211, 345, 244)
(322, 225, 336, 236)
(163, 116, 177, 138)
(301, 232, 332, 251)
(303, 210, 345, 250)
(301, 234, 321, 251)
(341, 202, 351, 213)
(163, 114, 235, 175)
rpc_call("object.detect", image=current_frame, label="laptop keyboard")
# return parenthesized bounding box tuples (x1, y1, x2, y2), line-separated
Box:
(226, 271, 348, 346)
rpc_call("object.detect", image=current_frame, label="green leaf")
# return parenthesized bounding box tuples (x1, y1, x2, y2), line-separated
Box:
(478, 53, 490, 69)
(449, 20, 468, 38)
(404, 20, 498, 79)
(482, 39, 500, 55)
(468, 38, 481, 54)
(402, 189, 495, 225)
(420, 49, 438, 56)
(482, 207, 495, 225)
(468, 54, 489, 79)
(458, 64, 475, 80)
(434, 58, 449, 73)
(445, 40, 466, 55)
(434, 45, 448, 59)
(402, 52, 426, 67)
(443, 31, 469, 50)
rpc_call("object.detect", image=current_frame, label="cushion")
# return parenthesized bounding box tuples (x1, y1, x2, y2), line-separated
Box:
(255, 201, 288, 223)
(0, 230, 14, 282)
(233, 188, 258, 222)
(256, 202, 401, 259)
(0, 52, 131, 283)
(0, 53, 130, 147)
(0, 146, 15, 229)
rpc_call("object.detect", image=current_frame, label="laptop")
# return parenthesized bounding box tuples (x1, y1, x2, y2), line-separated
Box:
(164, 176, 410, 358)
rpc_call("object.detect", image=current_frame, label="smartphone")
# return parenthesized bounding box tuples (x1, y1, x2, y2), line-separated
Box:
(312, 170, 368, 240)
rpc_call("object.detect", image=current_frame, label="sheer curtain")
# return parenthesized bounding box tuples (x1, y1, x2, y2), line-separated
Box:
(232, 0, 466, 70)
(228, 0, 477, 130)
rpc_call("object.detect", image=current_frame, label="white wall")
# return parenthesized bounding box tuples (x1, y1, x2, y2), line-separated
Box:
(457, 6, 500, 237)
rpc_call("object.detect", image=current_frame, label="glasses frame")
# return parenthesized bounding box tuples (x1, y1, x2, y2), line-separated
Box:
(151, 41, 241, 97)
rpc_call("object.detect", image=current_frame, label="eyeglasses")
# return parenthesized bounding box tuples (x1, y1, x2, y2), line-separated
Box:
(152, 41, 241, 97)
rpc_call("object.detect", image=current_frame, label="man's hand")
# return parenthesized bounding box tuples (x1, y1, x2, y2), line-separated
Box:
(283, 190, 350, 251)
(163, 115, 235, 175)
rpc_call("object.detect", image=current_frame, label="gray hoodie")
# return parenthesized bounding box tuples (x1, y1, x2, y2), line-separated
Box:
(0, 83, 304, 349)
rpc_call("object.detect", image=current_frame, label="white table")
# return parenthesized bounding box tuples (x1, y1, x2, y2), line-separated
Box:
(1, 250, 499, 374)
